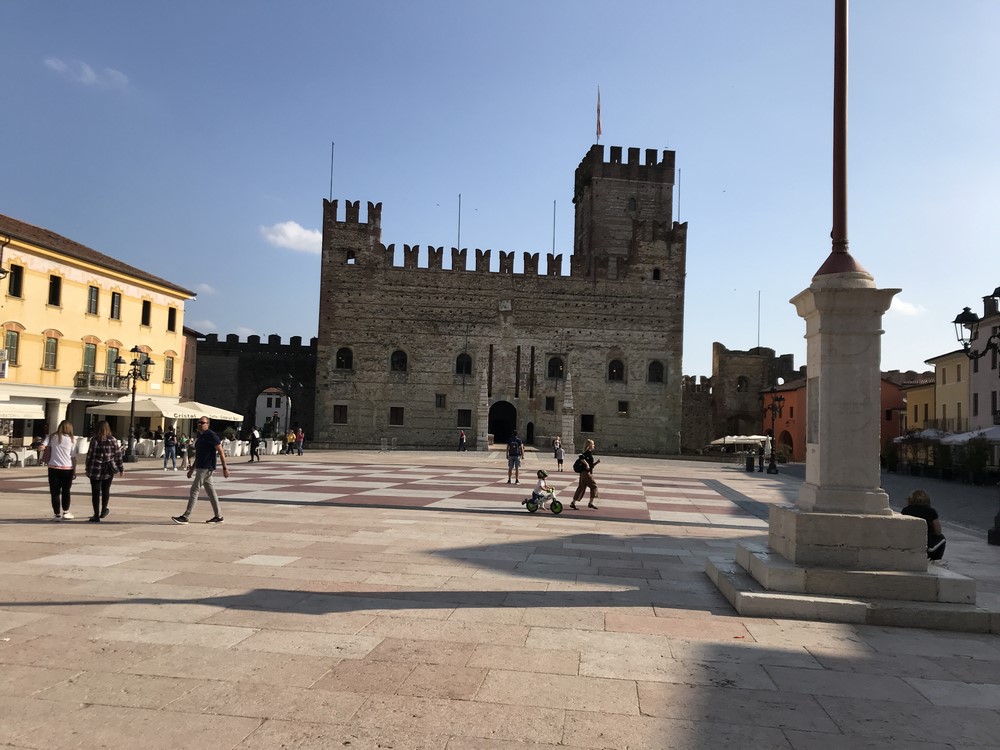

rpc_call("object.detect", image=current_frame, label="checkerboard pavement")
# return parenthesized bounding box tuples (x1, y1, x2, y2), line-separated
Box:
(2, 455, 769, 529)
(3, 451, 998, 749)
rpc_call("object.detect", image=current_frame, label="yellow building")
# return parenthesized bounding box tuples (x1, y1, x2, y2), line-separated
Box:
(0, 214, 195, 443)
(900, 380, 936, 432)
(925, 350, 970, 433)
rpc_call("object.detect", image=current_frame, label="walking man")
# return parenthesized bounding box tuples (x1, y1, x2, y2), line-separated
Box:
(248, 425, 262, 463)
(172, 416, 229, 524)
(506, 430, 524, 484)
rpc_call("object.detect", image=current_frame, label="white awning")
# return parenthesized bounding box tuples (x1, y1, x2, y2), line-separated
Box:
(0, 402, 46, 419)
(178, 400, 243, 422)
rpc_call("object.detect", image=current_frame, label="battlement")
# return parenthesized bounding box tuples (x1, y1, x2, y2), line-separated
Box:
(200, 333, 318, 352)
(324, 199, 382, 226)
(374, 244, 567, 275)
(575, 144, 676, 187)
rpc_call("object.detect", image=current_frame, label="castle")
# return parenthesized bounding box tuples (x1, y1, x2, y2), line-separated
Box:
(311, 144, 688, 454)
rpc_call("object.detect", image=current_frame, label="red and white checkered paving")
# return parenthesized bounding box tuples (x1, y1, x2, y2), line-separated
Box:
(5, 459, 767, 529)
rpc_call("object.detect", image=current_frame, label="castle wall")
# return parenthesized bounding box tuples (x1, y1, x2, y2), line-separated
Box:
(314, 145, 687, 453)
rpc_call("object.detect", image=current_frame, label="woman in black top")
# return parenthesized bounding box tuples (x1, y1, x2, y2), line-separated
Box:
(570, 439, 601, 510)
(901, 489, 946, 561)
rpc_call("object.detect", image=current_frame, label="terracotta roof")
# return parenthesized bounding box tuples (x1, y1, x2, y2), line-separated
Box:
(0, 213, 196, 297)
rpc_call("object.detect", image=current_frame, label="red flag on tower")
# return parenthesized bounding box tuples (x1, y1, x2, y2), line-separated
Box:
(596, 86, 602, 143)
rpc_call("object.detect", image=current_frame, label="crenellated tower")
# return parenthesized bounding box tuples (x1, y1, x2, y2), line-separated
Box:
(572, 144, 681, 281)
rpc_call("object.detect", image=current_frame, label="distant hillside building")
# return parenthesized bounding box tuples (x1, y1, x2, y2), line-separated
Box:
(313, 145, 688, 453)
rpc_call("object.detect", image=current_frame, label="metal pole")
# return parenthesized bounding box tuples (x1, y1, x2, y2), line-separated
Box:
(832, 0, 848, 256)
(124, 372, 138, 463)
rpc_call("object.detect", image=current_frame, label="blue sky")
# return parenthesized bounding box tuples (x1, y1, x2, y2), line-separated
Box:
(3, 1, 998, 378)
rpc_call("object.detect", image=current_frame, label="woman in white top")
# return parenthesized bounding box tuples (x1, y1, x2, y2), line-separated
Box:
(42, 420, 78, 520)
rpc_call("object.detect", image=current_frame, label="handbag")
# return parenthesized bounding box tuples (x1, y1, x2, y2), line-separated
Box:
(41, 444, 51, 464)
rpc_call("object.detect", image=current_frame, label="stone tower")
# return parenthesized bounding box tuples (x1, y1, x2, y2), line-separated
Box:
(572, 145, 676, 281)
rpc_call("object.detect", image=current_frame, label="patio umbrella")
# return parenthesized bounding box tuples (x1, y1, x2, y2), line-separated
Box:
(86, 397, 201, 420)
(178, 400, 243, 422)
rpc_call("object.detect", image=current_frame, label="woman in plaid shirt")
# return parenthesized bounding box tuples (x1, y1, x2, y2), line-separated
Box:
(85, 421, 125, 522)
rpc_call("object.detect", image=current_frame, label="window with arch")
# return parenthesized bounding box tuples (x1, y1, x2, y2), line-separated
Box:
(346, 251, 356, 265)
(736, 375, 750, 392)
(4, 330, 19, 366)
(390, 349, 407, 373)
(336, 347, 353, 370)
(455, 353, 472, 376)
(627, 197, 637, 211)
(648, 360, 664, 383)
(608, 359, 624, 382)
(652, 268, 661, 281)
(547, 357, 564, 379)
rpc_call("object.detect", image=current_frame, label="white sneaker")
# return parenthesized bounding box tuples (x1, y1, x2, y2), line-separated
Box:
(61, 511, 74, 520)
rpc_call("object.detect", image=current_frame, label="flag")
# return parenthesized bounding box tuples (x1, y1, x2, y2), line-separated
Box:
(596, 86, 602, 142)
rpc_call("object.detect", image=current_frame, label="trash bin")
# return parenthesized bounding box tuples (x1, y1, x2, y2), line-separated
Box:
(746, 454, 755, 472)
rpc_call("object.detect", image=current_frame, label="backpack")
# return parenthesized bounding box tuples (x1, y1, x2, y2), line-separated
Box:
(573, 456, 587, 473)
(507, 439, 521, 458)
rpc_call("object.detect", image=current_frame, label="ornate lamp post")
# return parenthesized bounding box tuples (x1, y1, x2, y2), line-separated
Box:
(764, 387, 785, 475)
(951, 291, 1000, 545)
(115, 346, 155, 463)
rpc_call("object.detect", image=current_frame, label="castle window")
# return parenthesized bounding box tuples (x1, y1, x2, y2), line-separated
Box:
(628, 197, 637, 211)
(346, 251, 356, 265)
(456, 353, 472, 376)
(389, 406, 404, 426)
(736, 375, 750, 392)
(333, 405, 348, 424)
(648, 361, 664, 383)
(581, 414, 595, 432)
(457, 409, 472, 428)
(390, 350, 408, 372)
(618, 401, 629, 414)
(547, 357, 564, 379)
(545, 397, 555, 412)
(435, 394, 446, 408)
(608, 359, 624, 382)
(652, 268, 661, 281)
(336, 347, 353, 370)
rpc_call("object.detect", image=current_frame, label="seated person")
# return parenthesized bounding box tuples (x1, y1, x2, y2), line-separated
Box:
(901, 489, 946, 561)
(523, 469, 554, 509)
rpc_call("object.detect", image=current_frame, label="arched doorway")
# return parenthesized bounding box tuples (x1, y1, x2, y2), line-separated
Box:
(525, 421, 534, 445)
(489, 401, 517, 445)
(778, 430, 794, 461)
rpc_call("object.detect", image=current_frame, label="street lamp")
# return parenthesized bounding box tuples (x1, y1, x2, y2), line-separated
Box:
(764, 386, 785, 474)
(115, 346, 155, 463)
(951, 290, 1000, 545)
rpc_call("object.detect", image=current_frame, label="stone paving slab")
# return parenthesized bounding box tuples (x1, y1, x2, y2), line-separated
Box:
(0, 450, 998, 747)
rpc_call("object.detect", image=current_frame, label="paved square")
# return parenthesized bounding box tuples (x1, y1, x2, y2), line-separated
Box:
(1, 450, 998, 748)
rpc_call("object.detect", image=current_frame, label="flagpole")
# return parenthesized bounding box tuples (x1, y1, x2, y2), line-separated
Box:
(596, 86, 602, 144)
(552, 200, 556, 254)
(457, 193, 462, 250)
(329, 142, 335, 201)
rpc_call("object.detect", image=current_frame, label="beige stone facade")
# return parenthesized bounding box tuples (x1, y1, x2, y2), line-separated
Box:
(313, 145, 687, 453)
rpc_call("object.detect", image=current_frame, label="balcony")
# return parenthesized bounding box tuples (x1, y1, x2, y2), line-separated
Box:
(74, 371, 130, 396)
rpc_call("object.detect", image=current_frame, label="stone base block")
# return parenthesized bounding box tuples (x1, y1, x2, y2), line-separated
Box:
(737, 543, 975, 604)
(769, 504, 927, 571)
(707, 558, 998, 634)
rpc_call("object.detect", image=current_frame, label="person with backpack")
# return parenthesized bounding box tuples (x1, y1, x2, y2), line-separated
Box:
(570, 438, 600, 510)
(163, 426, 178, 470)
(506, 430, 524, 484)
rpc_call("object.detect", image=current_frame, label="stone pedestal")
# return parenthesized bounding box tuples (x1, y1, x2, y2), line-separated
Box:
(708, 269, 995, 633)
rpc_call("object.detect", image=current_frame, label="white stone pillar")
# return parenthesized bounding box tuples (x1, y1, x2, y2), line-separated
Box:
(791, 271, 899, 515)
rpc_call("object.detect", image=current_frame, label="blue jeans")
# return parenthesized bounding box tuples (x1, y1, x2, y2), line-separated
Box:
(163, 445, 176, 469)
